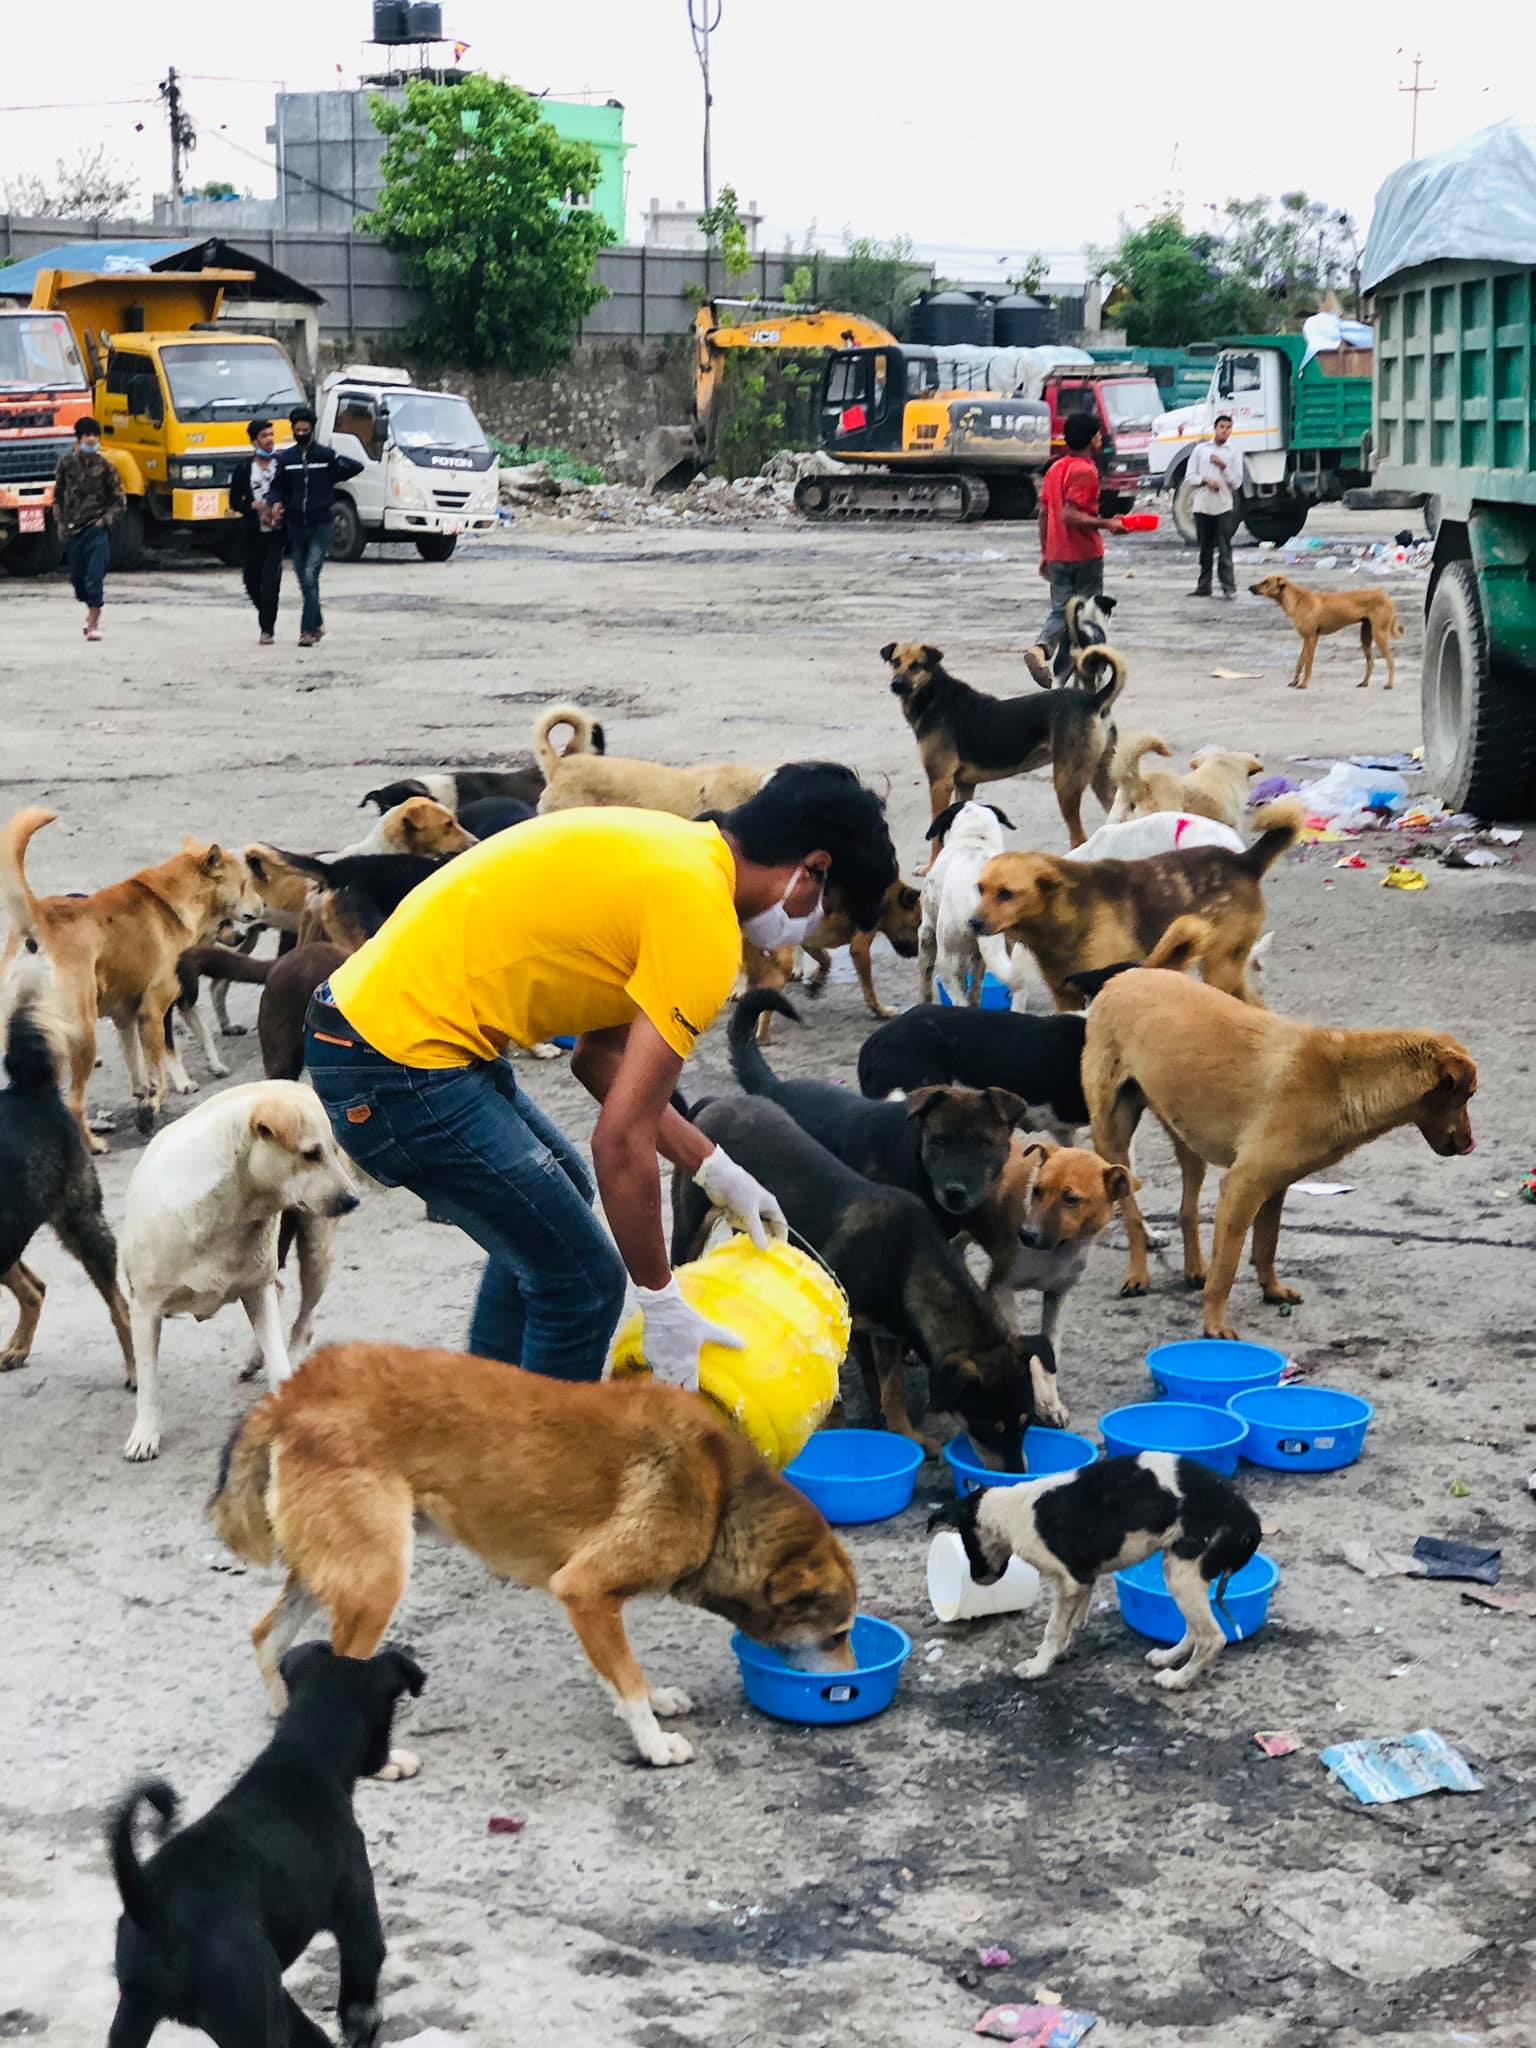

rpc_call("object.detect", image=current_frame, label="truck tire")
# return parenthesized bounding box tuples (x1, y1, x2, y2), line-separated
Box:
(1422, 559, 1536, 816)
(109, 503, 146, 572)
(1101, 493, 1137, 518)
(1170, 470, 1199, 545)
(415, 533, 457, 562)
(329, 496, 367, 563)
(1, 525, 63, 576)
(1243, 497, 1308, 545)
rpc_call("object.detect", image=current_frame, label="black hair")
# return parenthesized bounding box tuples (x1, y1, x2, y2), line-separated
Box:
(289, 403, 317, 426)
(720, 762, 897, 930)
(75, 415, 101, 438)
(1213, 413, 1234, 427)
(248, 417, 273, 441)
(1063, 413, 1099, 453)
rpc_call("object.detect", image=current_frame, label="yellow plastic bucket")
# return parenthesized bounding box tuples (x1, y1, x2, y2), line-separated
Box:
(609, 1236, 848, 1468)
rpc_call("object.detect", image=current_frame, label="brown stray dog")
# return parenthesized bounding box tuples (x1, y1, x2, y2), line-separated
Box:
(0, 809, 254, 1150)
(534, 703, 772, 816)
(211, 1342, 858, 1768)
(1082, 971, 1476, 1339)
(743, 879, 922, 1037)
(1109, 732, 1264, 831)
(972, 802, 1302, 1011)
(1249, 574, 1403, 690)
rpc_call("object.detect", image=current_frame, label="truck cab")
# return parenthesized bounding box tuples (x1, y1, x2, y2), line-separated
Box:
(0, 308, 90, 575)
(1044, 366, 1163, 515)
(319, 366, 499, 562)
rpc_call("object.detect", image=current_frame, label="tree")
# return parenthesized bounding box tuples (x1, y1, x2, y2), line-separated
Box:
(1217, 192, 1360, 320)
(365, 75, 614, 374)
(1008, 254, 1048, 295)
(697, 183, 753, 280)
(198, 179, 240, 201)
(2, 145, 138, 219)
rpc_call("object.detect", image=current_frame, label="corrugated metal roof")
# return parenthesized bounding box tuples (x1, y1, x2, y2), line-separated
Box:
(0, 238, 323, 304)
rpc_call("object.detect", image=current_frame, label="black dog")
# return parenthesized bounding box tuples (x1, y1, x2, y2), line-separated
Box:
(729, 989, 1026, 1224)
(857, 1004, 1090, 1135)
(107, 1642, 425, 2048)
(0, 995, 134, 1379)
(457, 794, 537, 840)
(675, 1095, 1043, 1460)
(359, 741, 604, 819)
(269, 849, 450, 949)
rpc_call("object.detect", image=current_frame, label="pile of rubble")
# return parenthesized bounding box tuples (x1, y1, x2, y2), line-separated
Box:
(494, 450, 836, 530)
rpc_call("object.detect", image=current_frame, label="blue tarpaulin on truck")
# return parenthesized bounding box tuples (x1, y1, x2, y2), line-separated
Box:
(1363, 120, 1536, 291)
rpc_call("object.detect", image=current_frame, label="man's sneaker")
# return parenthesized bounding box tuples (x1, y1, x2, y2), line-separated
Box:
(298, 633, 317, 647)
(1187, 588, 1212, 598)
(1023, 644, 1052, 685)
(258, 633, 275, 645)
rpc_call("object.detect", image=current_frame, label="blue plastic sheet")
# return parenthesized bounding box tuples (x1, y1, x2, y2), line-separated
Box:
(1320, 1729, 1483, 1806)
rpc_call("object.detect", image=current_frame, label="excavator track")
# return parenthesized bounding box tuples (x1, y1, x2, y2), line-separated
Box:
(793, 471, 993, 523)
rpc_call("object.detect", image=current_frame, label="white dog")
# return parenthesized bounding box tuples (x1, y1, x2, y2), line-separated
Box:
(117, 1082, 359, 1461)
(918, 801, 1013, 1006)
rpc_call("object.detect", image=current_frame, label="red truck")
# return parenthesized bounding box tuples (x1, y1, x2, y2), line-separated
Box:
(0, 307, 92, 576)
(1043, 363, 1163, 517)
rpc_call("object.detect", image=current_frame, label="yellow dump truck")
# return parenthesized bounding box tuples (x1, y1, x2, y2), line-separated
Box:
(30, 268, 305, 567)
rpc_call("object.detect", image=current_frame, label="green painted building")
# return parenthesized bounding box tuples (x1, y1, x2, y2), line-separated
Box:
(539, 99, 631, 240)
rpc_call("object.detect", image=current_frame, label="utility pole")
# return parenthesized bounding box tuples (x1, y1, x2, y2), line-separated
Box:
(1398, 52, 1436, 159)
(688, 0, 722, 212)
(159, 66, 196, 221)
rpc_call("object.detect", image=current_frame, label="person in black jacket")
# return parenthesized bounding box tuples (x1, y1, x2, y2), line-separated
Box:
(272, 403, 363, 647)
(229, 418, 287, 645)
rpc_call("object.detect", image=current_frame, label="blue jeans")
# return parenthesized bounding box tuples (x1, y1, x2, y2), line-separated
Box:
(289, 523, 330, 637)
(305, 996, 625, 1380)
(67, 524, 110, 608)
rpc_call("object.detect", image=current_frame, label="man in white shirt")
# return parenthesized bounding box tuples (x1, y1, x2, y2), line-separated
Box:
(1187, 413, 1245, 600)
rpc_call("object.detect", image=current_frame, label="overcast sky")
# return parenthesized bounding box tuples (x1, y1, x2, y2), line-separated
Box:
(3, 1, 1526, 277)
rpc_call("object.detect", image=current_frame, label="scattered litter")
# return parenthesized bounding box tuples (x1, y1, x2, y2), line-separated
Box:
(1343, 1540, 1423, 1579)
(1334, 853, 1369, 870)
(978, 1946, 1013, 1968)
(1449, 1479, 1471, 1499)
(1463, 1586, 1536, 1617)
(1444, 846, 1502, 869)
(1519, 1170, 1536, 1206)
(486, 1814, 527, 1835)
(974, 2006, 1097, 2045)
(1254, 1730, 1302, 1757)
(1252, 774, 1300, 802)
(1412, 1538, 1500, 1584)
(1211, 668, 1262, 680)
(1381, 864, 1428, 891)
(1490, 827, 1523, 844)
(1294, 1180, 1354, 1197)
(1300, 825, 1350, 844)
(926, 1645, 945, 1664)
(1320, 1728, 1483, 1805)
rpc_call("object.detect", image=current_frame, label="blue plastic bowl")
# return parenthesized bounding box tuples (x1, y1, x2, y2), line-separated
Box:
(732, 1614, 912, 1725)
(936, 971, 1011, 1010)
(1099, 1401, 1248, 1476)
(1227, 1385, 1374, 1471)
(1147, 1339, 1286, 1407)
(1114, 1550, 1280, 1643)
(944, 1426, 1099, 1497)
(784, 1429, 924, 1524)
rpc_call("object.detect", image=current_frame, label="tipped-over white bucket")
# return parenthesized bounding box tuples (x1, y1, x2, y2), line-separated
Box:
(926, 1530, 1041, 1623)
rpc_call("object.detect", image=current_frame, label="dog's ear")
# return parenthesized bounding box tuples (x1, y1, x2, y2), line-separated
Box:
(279, 1641, 333, 1691)
(250, 1090, 307, 1152)
(1243, 756, 1265, 776)
(765, 1553, 826, 1613)
(904, 1085, 947, 1121)
(195, 843, 226, 873)
(380, 1646, 427, 1699)
(921, 644, 943, 668)
(1433, 1050, 1477, 1103)
(985, 806, 1016, 829)
(1100, 1162, 1134, 1203)
(926, 1496, 970, 1534)
(925, 801, 964, 843)
(879, 641, 897, 664)
(985, 1086, 1031, 1129)
(1099, 593, 1117, 614)
(1018, 1138, 1051, 1171)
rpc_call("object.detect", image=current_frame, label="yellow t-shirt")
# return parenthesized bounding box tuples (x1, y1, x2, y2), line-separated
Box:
(327, 808, 742, 1066)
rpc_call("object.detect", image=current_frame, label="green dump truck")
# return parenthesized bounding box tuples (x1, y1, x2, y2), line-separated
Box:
(1364, 122, 1536, 814)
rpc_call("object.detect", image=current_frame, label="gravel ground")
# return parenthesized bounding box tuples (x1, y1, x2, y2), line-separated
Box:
(2, 507, 1533, 2048)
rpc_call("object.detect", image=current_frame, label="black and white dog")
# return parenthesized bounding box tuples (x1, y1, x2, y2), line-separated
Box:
(106, 1643, 425, 2048)
(930, 1453, 1261, 1692)
(1052, 590, 1119, 687)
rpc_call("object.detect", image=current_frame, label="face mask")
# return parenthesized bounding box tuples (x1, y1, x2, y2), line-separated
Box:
(79, 438, 100, 455)
(740, 868, 824, 950)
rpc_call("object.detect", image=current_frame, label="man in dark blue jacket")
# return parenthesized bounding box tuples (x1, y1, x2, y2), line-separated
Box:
(273, 404, 363, 646)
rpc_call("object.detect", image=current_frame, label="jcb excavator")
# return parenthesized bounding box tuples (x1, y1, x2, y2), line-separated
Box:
(645, 300, 1053, 521)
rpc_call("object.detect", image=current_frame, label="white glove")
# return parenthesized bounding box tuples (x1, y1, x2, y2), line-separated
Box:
(636, 1275, 745, 1391)
(694, 1143, 788, 1251)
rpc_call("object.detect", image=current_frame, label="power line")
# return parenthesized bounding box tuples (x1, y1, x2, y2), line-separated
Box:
(185, 110, 372, 214)
(0, 96, 156, 112)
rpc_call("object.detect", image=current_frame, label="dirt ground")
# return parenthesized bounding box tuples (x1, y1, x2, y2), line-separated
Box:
(3, 507, 1534, 2048)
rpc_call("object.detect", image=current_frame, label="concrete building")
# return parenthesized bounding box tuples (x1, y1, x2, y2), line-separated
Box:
(644, 196, 763, 253)
(267, 89, 630, 238)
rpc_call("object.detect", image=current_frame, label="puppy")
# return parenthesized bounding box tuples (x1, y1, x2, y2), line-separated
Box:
(1250, 573, 1402, 690)
(1108, 732, 1264, 831)
(675, 1095, 1044, 1459)
(731, 989, 1026, 1227)
(0, 808, 255, 1149)
(211, 1342, 856, 1767)
(0, 993, 134, 1380)
(1053, 589, 1119, 687)
(919, 800, 1013, 1005)
(117, 1082, 360, 1461)
(743, 877, 922, 1037)
(971, 800, 1302, 1010)
(338, 795, 478, 860)
(857, 1003, 1089, 1141)
(930, 1453, 1262, 1691)
(534, 703, 771, 817)
(360, 762, 558, 815)
(882, 641, 1125, 846)
(107, 1643, 425, 2048)
(1083, 966, 1476, 1339)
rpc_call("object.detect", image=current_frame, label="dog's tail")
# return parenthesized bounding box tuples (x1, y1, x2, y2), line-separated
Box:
(1111, 727, 1171, 794)
(728, 988, 799, 1096)
(1236, 795, 1304, 878)
(532, 703, 597, 778)
(258, 846, 337, 887)
(1142, 913, 1217, 978)
(108, 1777, 180, 1931)
(2, 993, 64, 1097)
(0, 807, 58, 945)
(1083, 645, 1128, 715)
(207, 1405, 281, 1567)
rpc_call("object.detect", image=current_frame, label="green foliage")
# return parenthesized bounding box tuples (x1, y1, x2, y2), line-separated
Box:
(713, 354, 815, 479)
(1217, 192, 1360, 320)
(697, 184, 753, 281)
(199, 179, 240, 201)
(1008, 254, 1048, 295)
(774, 228, 929, 336)
(3, 145, 138, 218)
(365, 75, 614, 375)
(489, 438, 606, 484)
(781, 263, 816, 306)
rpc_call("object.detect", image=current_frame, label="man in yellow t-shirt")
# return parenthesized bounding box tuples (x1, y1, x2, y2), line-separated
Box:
(305, 763, 897, 1386)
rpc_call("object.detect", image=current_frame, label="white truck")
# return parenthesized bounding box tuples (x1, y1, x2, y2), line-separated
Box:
(319, 365, 499, 562)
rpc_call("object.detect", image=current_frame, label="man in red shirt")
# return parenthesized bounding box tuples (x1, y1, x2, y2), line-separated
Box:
(1024, 412, 1127, 684)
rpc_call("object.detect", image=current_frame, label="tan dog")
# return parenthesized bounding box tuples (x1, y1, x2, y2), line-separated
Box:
(0, 809, 255, 1151)
(1109, 732, 1264, 832)
(743, 879, 922, 1038)
(338, 795, 478, 859)
(534, 703, 771, 817)
(210, 1342, 859, 1768)
(972, 803, 1302, 1011)
(1082, 970, 1476, 1339)
(1250, 574, 1403, 690)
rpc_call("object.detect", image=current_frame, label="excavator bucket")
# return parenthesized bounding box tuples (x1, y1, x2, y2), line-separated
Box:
(644, 423, 705, 495)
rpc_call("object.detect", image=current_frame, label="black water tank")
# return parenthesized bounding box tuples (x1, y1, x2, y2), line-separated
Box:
(909, 290, 994, 347)
(994, 293, 1058, 346)
(373, 0, 410, 42)
(407, 1, 443, 39)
